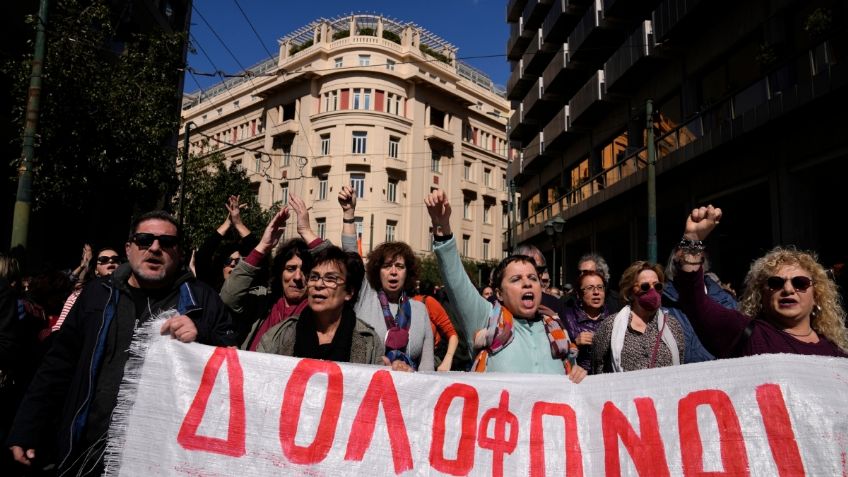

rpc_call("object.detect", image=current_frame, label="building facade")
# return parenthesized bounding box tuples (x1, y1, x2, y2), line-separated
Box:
(506, 0, 847, 288)
(181, 14, 511, 261)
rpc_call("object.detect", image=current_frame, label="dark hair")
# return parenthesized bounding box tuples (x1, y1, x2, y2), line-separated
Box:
(87, 246, 123, 280)
(312, 246, 365, 305)
(365, 242, 419, 293)
(492, 254, 537, 290)
(270, 239, 313, 298)
(619, 261, 665, 304)
(128, 210, 182, 242)
(418, 280, 436, 297)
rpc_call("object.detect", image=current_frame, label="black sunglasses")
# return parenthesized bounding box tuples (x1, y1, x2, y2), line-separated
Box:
(766, 276, 813, 292)
(96, 255, 121, 265)
(225, 257, 241, 267)
(637, 282, 663, 294)
(131, 233, 179, 249)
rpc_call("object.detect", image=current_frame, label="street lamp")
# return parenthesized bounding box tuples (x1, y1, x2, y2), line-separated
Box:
(544, 216, 566, 288)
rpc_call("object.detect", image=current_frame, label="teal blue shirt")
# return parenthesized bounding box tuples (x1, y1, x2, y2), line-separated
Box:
(433, 236, 566, 375)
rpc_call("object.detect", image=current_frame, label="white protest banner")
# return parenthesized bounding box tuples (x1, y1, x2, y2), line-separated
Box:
(104, 321, 848, 476)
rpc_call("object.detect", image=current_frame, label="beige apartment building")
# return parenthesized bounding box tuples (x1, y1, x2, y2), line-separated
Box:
(180, 14, 511, 262)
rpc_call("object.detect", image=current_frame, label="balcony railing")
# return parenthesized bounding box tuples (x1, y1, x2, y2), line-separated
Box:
(525, 28, 558, 76)
(543, 0, 584, 44)
(604, 20, 656, 91)
(511, 38, 845, 242)
(506, 17, 532, 61)
(568, 0, 602, 60)
(507, 0, 528, 22)
(424, 125, 455, 145)
(523, 132, 545, 170)
(542, 105, 573, 151)
(652, 0, 704, 42)
(523, 0, 554, 32)
(568, 69, 606, 125)
(267, 119, 299, 137)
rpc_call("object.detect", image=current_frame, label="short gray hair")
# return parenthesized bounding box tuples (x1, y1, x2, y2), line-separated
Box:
(578, 253, 610, 283)
(664, 247, 710, 281)
(513, 244, 545, 267)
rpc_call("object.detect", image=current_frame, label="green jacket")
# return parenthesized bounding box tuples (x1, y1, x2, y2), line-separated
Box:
(256, 310, 385, 365)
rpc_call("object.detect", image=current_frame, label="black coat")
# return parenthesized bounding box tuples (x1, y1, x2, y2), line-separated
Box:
(5, 263, 235, 473)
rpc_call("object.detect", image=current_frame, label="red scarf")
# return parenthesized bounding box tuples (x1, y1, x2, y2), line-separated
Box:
(248, 297, 308, 351)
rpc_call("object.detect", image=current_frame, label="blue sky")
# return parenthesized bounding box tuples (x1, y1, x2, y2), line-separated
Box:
(186, 0, 511, 94)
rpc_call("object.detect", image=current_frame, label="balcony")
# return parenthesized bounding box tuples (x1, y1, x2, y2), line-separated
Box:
(568, 0, 625, 66)
(508, 103, 537, 144)
(267, 119, 299, 138)
(523, 77, 560, 124)
(652, 0, 705, 43)
(524, 28, 558, 77)
(543, 43, 592, 98)
(522, 0, 555, 32)
(424, 125, 455, 146)
(569, 70, 611, 127)
(605, 20, 660, 92)
(506, 151, 528, 183)
(543, 105, 575, 151)
(506, 17, 533, 61)
(522, 131, 547, 172)
(543, 0, 585, 44)
(507, 58, 535, 100)
(603, 0, 660, 20)
(507, 0, 528, 22)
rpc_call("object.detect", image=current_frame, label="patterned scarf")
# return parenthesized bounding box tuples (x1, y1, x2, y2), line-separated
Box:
(378, 290, 416, 369)
(472, 302, 577, 373)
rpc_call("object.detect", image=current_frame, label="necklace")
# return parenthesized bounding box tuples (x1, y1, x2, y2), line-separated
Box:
(783, 327, 815, 337)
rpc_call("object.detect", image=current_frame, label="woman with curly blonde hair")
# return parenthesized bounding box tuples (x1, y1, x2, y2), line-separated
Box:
(672, 205, 847, 358)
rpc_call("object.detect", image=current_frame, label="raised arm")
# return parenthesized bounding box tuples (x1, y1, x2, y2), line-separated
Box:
(288, 192, 320, 245)
(425, 189, 492, 343)
(338, 185, 357, 250)
(227, 195, 250, 238)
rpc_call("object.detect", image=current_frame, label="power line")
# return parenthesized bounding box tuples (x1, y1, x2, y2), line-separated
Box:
(231, 0, 275, 59)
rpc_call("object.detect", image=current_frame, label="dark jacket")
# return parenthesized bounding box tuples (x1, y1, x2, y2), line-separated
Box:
(662, 275, 737, 363)
(6, 263, 235, 474)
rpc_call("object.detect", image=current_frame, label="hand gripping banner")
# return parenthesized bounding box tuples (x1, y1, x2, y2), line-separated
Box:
(103, 320, 848, 476)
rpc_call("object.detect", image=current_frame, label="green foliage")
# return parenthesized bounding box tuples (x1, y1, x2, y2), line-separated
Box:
(417, 253, 498, 289)
(804, 8, 832, 38)
(357, 27, 376, 37)
(179, 152, 275, 250)
(382, 30, 402, 44)
(332, 29, 350, 41)
(289, 39, 314, 55)
(4, 0, 185, 213)
(419, 44, 452, 65)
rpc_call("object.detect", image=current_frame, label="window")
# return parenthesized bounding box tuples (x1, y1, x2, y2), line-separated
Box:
(502, 204, 509, 228)
(483, 204, 491, 224)
(484, 168, 491, 187)
(318, 174, 328, 200)
(502, 173, 508, 190)
(463, 199, 472, 220)
(464, 162, 472, 181)
(359, 55, 371, 66)
(316, 218, 327, 239)
(355, 217, 364, 237)
(388, 136, 400, 159)
(482, 239, 490, 259)
(330, 91, 338, 111)
(386, 93, 401, 115)
(255, 155, 261, 172)
(280, 182, 289, 205)
(363, 88, 371, 110)
(387, 179, 398, 203)
(429, 107, 446, 128)
(462, 235, 471, 257)
(386, 59, 395, 70)
(320, 134, 331, 155)
(386, 220, 397, 242)
(281, 102, 296, 121)
(352, 131, 367, 154)
(431, 152, 441, 173)
(334, 57, 343, 68)
(282, 145, 291, 167)
(353, 89, 361, 110)
(351, 173, 365, 198)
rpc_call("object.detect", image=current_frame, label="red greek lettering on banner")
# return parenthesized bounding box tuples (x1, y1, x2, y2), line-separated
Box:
(756, 383, 805, 476)
(429, 383, 479, 476)
(477, 390, 519, 477)
(279, 359, 344, 465)
(177, 347, 246, 457)
(530, 401, 583, 477)
(601, 397, 670, 477)
(344, 370, 413, 474)
(678, 389, 749, 476)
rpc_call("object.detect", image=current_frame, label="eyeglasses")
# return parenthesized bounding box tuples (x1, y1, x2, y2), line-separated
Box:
(225, 257, 240, 267)
(581, 284, 605, 293)
(636, 282, 663, 294)
(766, 276, 813, 292)
(96, 255, 121, 265)
(131, 233, 179, 249)
(307, 273, 346, 289)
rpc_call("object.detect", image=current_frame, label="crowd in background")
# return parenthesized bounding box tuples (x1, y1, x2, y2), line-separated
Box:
(1, 191, 846, 475)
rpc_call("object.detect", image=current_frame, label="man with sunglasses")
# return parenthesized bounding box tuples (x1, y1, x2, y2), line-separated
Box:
(7, 211, 237, 475)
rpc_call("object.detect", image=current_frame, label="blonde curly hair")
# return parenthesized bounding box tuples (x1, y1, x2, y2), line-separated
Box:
(739, 246, 848, 352)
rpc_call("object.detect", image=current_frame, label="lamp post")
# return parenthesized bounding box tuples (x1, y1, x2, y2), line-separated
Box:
(179, 121, 195, 229)
(544, 216, 566, 288)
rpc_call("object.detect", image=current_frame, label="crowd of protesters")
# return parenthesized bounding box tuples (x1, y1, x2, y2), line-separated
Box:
(0, 192, 846, 475)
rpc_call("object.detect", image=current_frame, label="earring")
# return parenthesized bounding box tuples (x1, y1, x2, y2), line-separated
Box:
(811, 304, 822, 318)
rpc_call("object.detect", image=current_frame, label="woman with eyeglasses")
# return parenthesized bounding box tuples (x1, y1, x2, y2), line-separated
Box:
(426, 190, 586, 381)
(562, 271, 612, 374)
(592, 261, 685, 374)
(673, 205, 848, 358)
(256, 245, 384, 364)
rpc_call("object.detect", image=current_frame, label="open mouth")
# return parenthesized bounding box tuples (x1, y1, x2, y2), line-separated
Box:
(310, 292, 329, 303)
(521, 292, 535, 307)
(778, 298, 798, 306)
